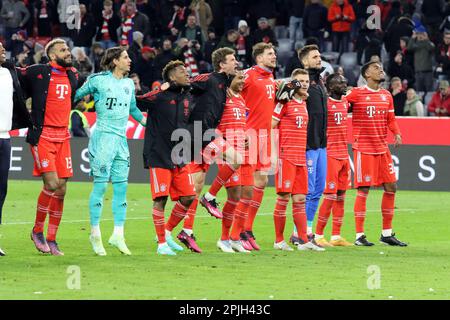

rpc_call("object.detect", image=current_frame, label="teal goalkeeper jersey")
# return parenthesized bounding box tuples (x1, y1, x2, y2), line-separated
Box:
(75, 71, 144, 137)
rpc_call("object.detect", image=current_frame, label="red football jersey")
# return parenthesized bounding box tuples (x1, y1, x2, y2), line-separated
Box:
(217, 93, 247, 149)
(272, 98, 309, 166)
(327, 97, 349, 160)
(242, 66, 276, 135)
(43, 63, 72, 128)
(346, 86, 400, 154)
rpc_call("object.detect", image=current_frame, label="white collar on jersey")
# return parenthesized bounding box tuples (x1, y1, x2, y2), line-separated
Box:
(364, 85, 382, 92)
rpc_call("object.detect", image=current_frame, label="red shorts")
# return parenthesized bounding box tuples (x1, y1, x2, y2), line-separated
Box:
(245, 131, 271, 172)
(149, 166, 196, 201)
(187, 161, 210, 174)
(240, 164, 254, 186)
(275, 159, 308, 195)
(353, 149, 397, 188)
(30, 138, 73, 178)
(324, 157, 351, 193)
(202, 136, 232, 164)
(217, 164, 241, 188)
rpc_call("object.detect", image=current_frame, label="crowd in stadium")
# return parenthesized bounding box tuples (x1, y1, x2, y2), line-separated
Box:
(0, 0, 449, 117)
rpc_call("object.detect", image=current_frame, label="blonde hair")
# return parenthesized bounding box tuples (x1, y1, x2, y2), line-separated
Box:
(45, 38, 67, 59)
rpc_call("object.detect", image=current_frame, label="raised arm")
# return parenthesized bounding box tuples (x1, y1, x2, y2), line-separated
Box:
(129, 81, 145, 126)
(74, 75, 96, 104)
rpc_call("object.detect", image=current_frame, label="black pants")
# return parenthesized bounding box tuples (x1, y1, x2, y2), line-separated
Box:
(0, 139, 11, 224)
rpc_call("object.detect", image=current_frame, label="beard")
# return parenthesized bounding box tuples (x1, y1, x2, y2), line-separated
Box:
(56, 57, 72, 68)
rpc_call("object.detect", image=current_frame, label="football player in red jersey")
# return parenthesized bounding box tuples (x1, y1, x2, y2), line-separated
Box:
(346, 61, 407, 247)
(19, 39, 82, 255)
(233, 42, 278, 251)
(271, 69, 324, 251)
(314, 73, 353, 247)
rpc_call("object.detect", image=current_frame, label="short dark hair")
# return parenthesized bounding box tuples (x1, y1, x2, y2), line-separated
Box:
(360, 61, 381, 80)
(162, 60, 185, 82)
(325, 73, 342, 90)
(129, 73, 139, 79)
(298, 44, 319, 63)
(45, 38, 66, 58)
(100, 47, 126, 71)
(252, 42, 274, 62)
(211, 47, 235, 72)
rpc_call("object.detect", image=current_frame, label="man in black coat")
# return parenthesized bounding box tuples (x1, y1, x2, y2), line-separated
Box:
(95, 0, 121, 49)
(0, 41, 32, 255)
(138, 60, 196, 256)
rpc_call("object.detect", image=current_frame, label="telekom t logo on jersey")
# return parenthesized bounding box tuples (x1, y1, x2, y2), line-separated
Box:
(266, 85, 274, 99)
(296, 116, 304, 128)
(334, 112, 343, 124)
(56, 84, 69, 99)
(233, 108, 242, 119)
(366, 106, 376, 117)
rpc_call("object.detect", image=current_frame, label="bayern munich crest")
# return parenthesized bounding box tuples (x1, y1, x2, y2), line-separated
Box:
(364, 175, 371, 182)
(328, 182, 336, 190)
(160, 184, 167, 192)
(41, 159, 49, 168)
(284, 180, 291, 188)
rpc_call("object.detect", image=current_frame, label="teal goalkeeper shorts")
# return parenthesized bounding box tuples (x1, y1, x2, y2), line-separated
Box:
(88, 132, 130, 183)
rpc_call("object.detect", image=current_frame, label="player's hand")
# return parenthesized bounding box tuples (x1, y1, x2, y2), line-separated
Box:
(394, 134, 402, 148)
(161, 82, 170, 91)
(140, 116, 147, 127)
(226, 88, 233, 98)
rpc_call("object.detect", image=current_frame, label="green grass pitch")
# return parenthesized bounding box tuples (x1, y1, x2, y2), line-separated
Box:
(0, 180, 449, 300)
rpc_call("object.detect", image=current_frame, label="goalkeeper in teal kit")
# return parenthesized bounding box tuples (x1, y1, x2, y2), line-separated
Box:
(75, 47, 146, 256)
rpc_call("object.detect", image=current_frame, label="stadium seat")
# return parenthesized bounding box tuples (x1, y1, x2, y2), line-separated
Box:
(276, 38, 293, 68)
(322, 51, 339, 64)
(274, 25, 289, 39)
(339, 52, 357, 69)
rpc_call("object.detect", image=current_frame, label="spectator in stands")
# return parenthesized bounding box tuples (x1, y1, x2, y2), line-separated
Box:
(90, 42, 105, 72)
(121, 2, 150, 45)
(236, 20, 252, 68)
(16, 40, 34, 66)
(218, 29, 239, 50)
(334, 65, 344, 76)
(1, 0, 31, 50)
(247, 0, 277, 30)
(390, 77, 407, 116)
(57, 0, 79, 37)
(179, 15, 205, 48)
(34, 0, 55, 37)
(428, 80, 450, 117)
(135, 46, 157, 88)
(73, 4, 96, 55)
(355, 24, 375, 65)
(388, 51, 415, 89)
(10, 30, 27, 59)
(399, 36, 414, 70)
(72, 47, 93, 78)
(328, 0, 355, 62)
(384, 15, 415, 57)
(407, 27, 435, 93)
(174, 38, 202, 77)
(95, 0, 121, 49)
(252, 17, 278, 46)
(128, 31, 144, 68)
(189, 0, 213, 37)
(70, 102, 90, 137)
(435, 31, 450, 81)
(130, 73, 150, 111)
(287, 0, 305, 49)
(168, 1, 190, 42)
(154, 39, 176, 80)
(404, 88, 425, 117)
(421, 0, 445, 43)
(303, 0, 328, 51)
(284, 42, 303, 78)
(223, 0, 243, 32)
(363, 32, 383, 64)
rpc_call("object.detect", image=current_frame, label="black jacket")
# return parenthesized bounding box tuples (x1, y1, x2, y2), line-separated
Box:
(188, 72, 232, 149)
(1, 61, 32, 131)
(18, 64, 81, 145)
(305, 67, 328, 150)
(141, 85, 193, 169)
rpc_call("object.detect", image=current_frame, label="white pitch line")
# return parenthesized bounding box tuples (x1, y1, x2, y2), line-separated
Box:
(1, 209, 415, 226)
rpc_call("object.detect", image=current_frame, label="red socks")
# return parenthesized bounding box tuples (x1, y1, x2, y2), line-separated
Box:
(230, 197, 251, 241)
(332, 194, 345, 236)
(165, 201, 189, 232)
(183, 197, 199, 230)
(46, 193, 64, 241)
(354, 190, 369, 234)
(292, 200, 308, 243)
(315, 194, 336, 236)
(33, 188, 54, 233)
(221, 200, 238, 240)
(244, 186, 264, 232)
(152, 208, 166, 244)
(382, 191, 395, 230)
(209, 164, 236, 197)
(273, 198, 289, 243)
